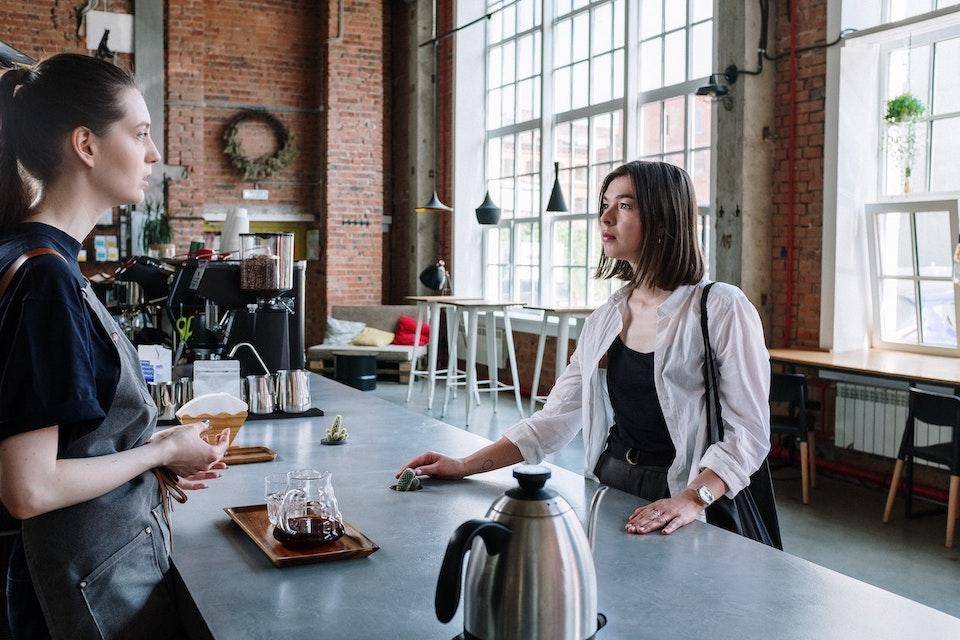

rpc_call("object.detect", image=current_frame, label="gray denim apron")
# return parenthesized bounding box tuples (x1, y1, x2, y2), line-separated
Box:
(19, 283, 180, 640)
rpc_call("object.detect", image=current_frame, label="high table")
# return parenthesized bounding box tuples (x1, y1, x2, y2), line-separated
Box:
(442, 299, 526, 426)
(524, 305, 595, 411)
(404, 295, 479, 410)
(171, 375, 960, 639)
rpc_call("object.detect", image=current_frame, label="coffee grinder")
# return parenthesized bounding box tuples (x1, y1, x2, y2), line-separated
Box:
(167, 232, 306, 376)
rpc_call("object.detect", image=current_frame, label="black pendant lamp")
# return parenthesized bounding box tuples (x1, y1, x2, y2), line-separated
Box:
(419, 258, 451, 294)
(415, 191, 452, 213)
(546, 161, 568, 213)
(475, 190, 501, 225)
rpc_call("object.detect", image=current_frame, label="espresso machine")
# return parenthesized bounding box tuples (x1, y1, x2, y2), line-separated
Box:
(167, 233, 306, 377)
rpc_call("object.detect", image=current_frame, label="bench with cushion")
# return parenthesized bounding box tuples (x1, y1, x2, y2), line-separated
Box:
(307, 305, 427, 382)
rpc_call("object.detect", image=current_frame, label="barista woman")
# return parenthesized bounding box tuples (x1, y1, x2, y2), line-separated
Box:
(0, 54, 230, 639)
(399, 160, 770, 538)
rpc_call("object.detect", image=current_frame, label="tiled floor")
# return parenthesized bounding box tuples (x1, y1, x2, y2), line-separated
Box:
(377, 379, 960, 619)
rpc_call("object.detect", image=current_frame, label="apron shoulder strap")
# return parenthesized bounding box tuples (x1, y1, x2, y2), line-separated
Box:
(0, 247, 68, 301)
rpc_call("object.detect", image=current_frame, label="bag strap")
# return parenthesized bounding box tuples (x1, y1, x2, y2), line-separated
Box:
(700, 282, 724, 445)
(0, 247, 68, 301)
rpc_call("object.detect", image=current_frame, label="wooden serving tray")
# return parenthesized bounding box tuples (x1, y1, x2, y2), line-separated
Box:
(223, 445, 276, 465)
(223, 504, 379, 567)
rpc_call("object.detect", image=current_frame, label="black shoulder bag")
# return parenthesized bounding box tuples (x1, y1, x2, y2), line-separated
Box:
(700, 282, 783, 550)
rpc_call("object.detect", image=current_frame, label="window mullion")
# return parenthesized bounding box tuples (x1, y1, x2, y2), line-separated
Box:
(911, 211, 924, 343)
(538, 0, 553, 306)
(624, 0, 639, 163)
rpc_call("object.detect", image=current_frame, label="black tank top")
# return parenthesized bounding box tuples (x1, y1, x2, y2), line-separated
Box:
(605, 335, 676, 467)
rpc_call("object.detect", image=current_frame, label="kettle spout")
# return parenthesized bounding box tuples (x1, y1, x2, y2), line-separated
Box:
(587, 485, 609, 551)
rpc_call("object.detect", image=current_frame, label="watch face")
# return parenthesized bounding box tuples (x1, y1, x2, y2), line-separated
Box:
(698, 485, 714, 505)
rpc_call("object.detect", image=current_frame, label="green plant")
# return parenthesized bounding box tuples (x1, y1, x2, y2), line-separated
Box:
(884, 92, 926, 183)
(141, 199, 173, 246)
(884, 93, 926, 123)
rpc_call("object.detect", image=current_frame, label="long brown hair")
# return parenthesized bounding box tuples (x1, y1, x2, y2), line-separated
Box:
(594, 160, 704, 291)
(0, 53, 136, 233)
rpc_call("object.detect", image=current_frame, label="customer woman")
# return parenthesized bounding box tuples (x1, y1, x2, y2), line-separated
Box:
(0, 54, 230, 639)
(399, 160, 770, 537)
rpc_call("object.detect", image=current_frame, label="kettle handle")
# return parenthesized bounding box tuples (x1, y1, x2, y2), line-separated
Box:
(435, 519, 511, 624)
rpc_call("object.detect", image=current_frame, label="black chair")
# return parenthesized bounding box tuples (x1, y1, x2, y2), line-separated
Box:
(883, 388, 960, 548)
(770, 372, 815, 505)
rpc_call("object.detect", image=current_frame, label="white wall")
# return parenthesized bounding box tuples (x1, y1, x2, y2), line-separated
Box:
(453, 0, 487, 298)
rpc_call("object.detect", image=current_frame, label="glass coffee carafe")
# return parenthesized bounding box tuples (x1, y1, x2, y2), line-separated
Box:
(272, 469, 344, 546)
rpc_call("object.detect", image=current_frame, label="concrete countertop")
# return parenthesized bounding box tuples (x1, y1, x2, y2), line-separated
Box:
(171, 375, 960, 639)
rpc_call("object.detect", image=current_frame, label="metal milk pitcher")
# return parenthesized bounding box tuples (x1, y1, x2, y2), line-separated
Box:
(435, 465, 608, 640)
(275, 369, 311, 413)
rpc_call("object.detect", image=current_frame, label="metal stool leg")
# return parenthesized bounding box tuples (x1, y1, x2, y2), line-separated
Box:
(530, 312, 548, 413)
(441, 306, 460, 418)
(555, 313, 571, 381)
(426, 302, 442, 410)
(465, 311, 479, 427)
(485, 311, 499, 413)
(502, 312, 525, 419)
(405, 303, 426, 403)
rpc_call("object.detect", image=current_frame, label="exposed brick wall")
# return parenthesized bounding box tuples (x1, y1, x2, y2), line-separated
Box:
(166, 0, 207, 247)
(769, 0, 827, 349)
(0, 2, 134, 63)
(321, 0, 386, 310)
(438, 0, 454, 267)
(3, 1, 388, 346)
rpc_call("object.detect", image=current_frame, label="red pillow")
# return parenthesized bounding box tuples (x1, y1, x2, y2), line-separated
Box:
(393, 314, 429, 346)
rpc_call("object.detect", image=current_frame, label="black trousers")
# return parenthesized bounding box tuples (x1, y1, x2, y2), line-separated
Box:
(6, 536, 50, 640)
(593, 448, 671, 502)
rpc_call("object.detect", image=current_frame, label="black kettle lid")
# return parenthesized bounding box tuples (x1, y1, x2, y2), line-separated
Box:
(506, 465, 558, 501)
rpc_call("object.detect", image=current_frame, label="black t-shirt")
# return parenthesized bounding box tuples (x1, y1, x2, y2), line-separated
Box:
(0, 222, 120, 448)
(606, 335, 676, 467)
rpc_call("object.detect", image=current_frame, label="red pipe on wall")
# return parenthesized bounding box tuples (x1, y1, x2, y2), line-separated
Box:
(783, 0, 799, 347)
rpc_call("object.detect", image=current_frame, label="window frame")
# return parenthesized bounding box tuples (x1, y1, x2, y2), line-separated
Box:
(876, 24, 960, 198)
(481, 0, 716, 306)
(865, 198, 960, 356)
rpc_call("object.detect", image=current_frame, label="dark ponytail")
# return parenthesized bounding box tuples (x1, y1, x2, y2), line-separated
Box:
(0, 67, 32, 233)
(0, 54, 136, 234)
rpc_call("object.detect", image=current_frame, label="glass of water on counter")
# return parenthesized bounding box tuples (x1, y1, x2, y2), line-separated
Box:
(265, 473, 288, 526)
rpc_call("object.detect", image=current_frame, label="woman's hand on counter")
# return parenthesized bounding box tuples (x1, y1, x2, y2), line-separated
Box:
(396, 451, 467, 480)
(177, 461, 228, 490)
(625, 492, 703, 535)
(150, 422, 230, 478)
(397, 437, 524, 480)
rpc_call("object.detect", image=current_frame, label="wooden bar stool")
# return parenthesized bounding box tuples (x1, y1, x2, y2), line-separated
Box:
(770, 372, 816, 505)
(524, 306, 593, 412)
(883, 387, 960, 548)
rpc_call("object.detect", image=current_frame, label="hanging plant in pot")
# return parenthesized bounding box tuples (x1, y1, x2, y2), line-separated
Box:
(141, 199, 175, 258)
(884, 92, 926, 194)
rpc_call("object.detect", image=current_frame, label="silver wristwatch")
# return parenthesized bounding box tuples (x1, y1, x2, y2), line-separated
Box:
(694, 484, 715, 506)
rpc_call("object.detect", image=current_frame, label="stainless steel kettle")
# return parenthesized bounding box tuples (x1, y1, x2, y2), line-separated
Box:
(436, 465, 608, 640)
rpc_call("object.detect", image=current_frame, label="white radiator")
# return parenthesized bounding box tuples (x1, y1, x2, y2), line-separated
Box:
(834, 383, 952, 468)
(456, 325, 507, 369)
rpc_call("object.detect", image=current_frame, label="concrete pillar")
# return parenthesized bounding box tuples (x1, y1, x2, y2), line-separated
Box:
(713, 0, 775, 334)
(392, 0, 443, 300)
